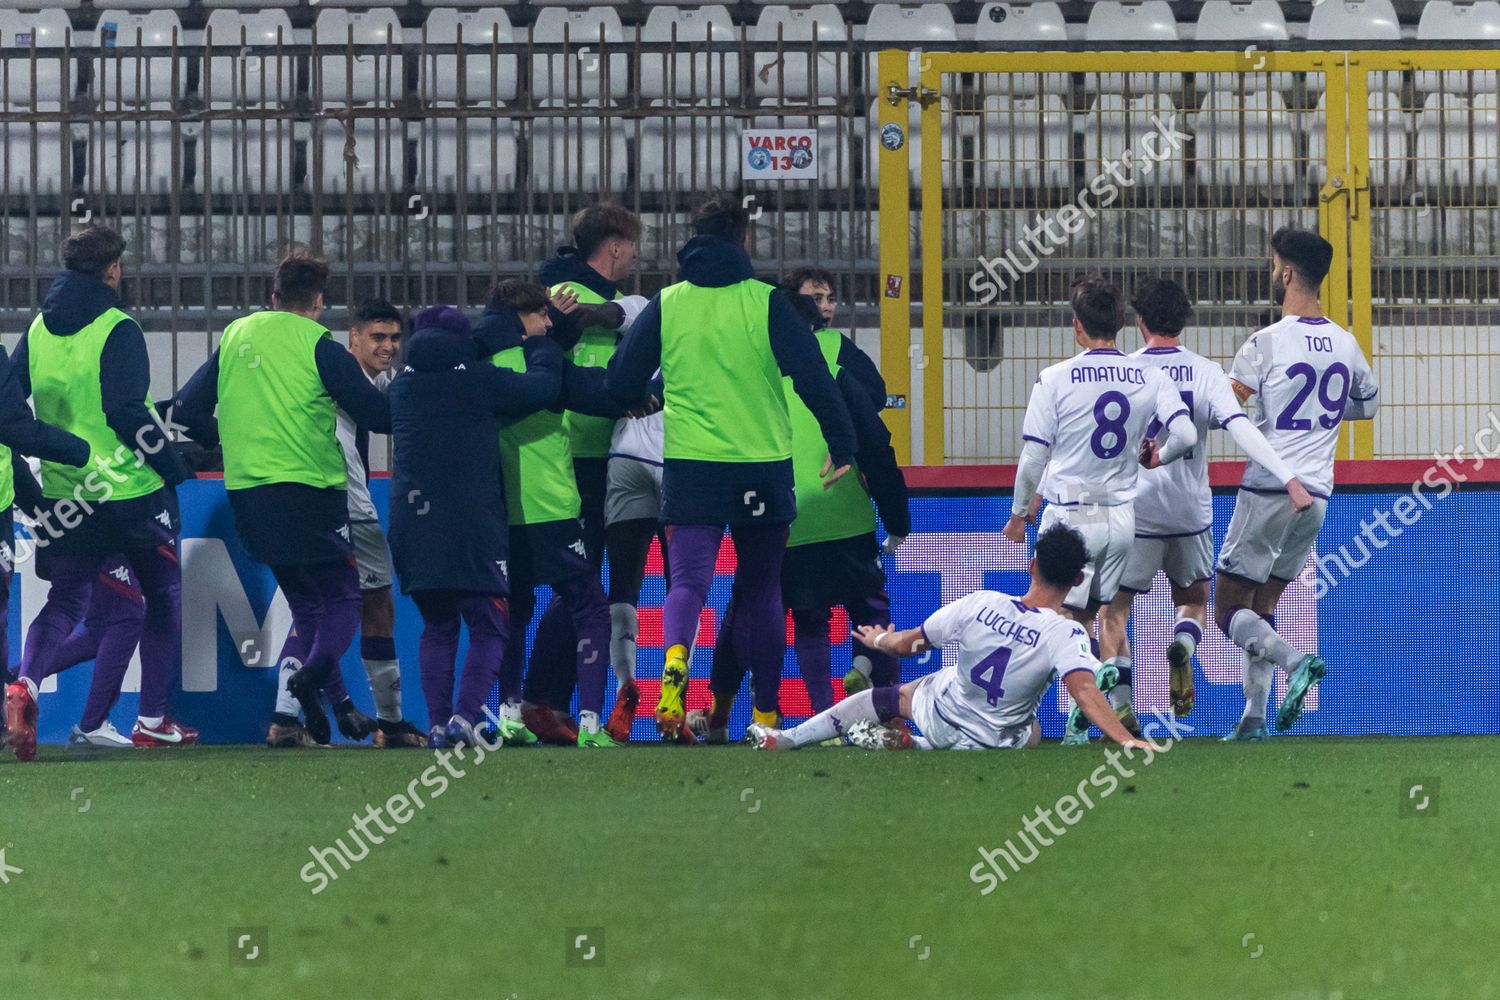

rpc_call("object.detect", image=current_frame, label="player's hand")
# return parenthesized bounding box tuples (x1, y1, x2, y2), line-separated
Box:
(1003, 514, 1027, 544)
(626, 394, 663, 418)
(1138, 438, 1162, 469)
(549, 288, 580, 315)
(852, 624, 895, 651)
(881, 534, 905, 556)
(1119, 737, 1155, 751)
(1286, 477, 1314, 512)
(820, 455, 853, 489)
(1026, 493, 1042, 525)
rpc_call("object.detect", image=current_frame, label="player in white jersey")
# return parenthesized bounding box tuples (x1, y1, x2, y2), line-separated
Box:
(1003, 277, 1198, 726)
(747, 525, 1148, 751)
(1215, 229, 1378, 740)
(1094, 278, 1312, 734)
(266, 300, 427, 749)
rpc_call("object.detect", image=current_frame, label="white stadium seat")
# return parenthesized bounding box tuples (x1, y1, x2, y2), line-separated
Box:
(202, 9, 295, 106)
(1416, 2, 1500, 95)
(94, 9, 185, 107)
(1307, 0, 1401, 40)
(1084, 1, 1181, 97)
(86, 121, 179, 195)
(317, 117, 407, 193)
(0, 123, 69, 194)
(1308, 91, 1408, 191)
(864, 4, 956, 102)
(0, 10, 76, 109)
(639, 5, 740, 102)
(202, 0, 296, 7)
(530, 7, 628, 103)
(753, 5, 849, 103)
(200, 118, 297, 194)
(4, 0, 78, 7)
(421, 9, 517, 104)
(528, 101, 628, 194)
(104, 0, 187, 8)
(1196, 90, 1298, 188)
(419, 116, 518, 193)
(972, 93, 1071, 191)
(1193, 1, 1293, 93)
(421, 0, 519, 6)
(314, 8, 405, 106)
(1415, 93, 1498, 191)
(1083, 93, 1186, 188)
(974, 3, 1068, 97)
(639, 104, 741, 192)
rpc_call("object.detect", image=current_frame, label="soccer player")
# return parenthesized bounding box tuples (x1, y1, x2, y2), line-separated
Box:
(387, 304, 562, 747)
(265, 298, 426, 748)
(1097, 277, 1311, 729)
(1215, 228, 1378, 739)
(783, 266, 888, 413)
(748, 525, 1150, 752)
(478, 279, 628, 748)
(4, 225, 195, 762)
(1001, 275, 1197, 743)
(606, 195, 857, 743)
(174, 252, 390, 746)
(692, 292, 910, 743)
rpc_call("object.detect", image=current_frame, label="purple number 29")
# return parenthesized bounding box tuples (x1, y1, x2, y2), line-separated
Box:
(969, 647, 1013, 707)
(1277, 362, 1350, 431)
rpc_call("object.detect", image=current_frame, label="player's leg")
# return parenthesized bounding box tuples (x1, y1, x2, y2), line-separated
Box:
(727, 521, 790, 731)
(749, 681, 914, 751)
(412, 590, 461, 744)
(551, 571, 615, 747)
(1214, 570, 1274, 740)
(690, 594, 743, 744)
(791, 606, 834, 715)
(527, 594, 581, 741)
(451, 593, 511, 747)
(657, 522, 723, 741)
(603, 517, 655, 741)
(267, 621, 318, 747)
(7, 553, 99, 761)
(1161, 529, 1212, 719)
(276, 558, 361, 746)
(71, 560, 145, 749)
(1097, 588, 1137, 719)
(843, 542, 898, 693)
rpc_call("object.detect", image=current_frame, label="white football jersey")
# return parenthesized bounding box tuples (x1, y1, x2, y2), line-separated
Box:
(1131, 346, 1245, 536)
(336, 368, 391, 523)
(920, 591, 1098, 738)
(1022, 348, 1190, 508)
(1229, 316, 1377, 497)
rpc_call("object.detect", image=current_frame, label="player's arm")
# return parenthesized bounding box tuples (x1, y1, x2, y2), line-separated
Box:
(315, 338, 391, 434)
(561, 360, 662, 419)
(483, 335, 564, 420)
(767, 290, 856, 487)
(0, 344, 89, 467)
(1064, 669, 1150, 749)
(835, 334, 887, 412)
(1207, 369, 1312, 510)
(171, 349, 221, 448)
(1344, 347, 1380, 421)
(1006, 377, 1056, 543)
(604, 293, 663, 410)
(852, 624, 930, 659)
(1141, 370, 1197, 467)
(840, 373, 911, 542)
(99, 321, 190, 485)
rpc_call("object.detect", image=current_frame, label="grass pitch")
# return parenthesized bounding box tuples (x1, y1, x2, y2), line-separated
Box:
(2, 736, 1496, 1000)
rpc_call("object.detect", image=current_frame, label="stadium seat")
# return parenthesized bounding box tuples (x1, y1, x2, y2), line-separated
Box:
(421, 0, 519, 5)
(420, 9, 518, 105)
(752, 99, 855, 189)
(973, 2, 1068, 97)
(418, 115, 518, 193)
(4, 0, 78, 7)
(1307, 0, 1400, 40)
(638, 104, 741, 193)
(94, 10, 185, 107)
(316, 116, 408, 193)
(1416, 2, 1500, 95)
(1083, 1, 1180, 97)
(86, 121, 179, 195)
(753, 5, 849, 104)
(528, 101, 628, 194)
(639, 5, 740, 102)
(530, 7, 628, 103)
(0, 10, 76, 109)
(313, 8, 405, 106)
(104, 0, 187, 8)
(1193, 1, 1293, 93)
(971, 93, 1071, 191)
(1307, 91, 1408, 192)
(1082, 93, 1186, 188)
(1196, 90, 1298, 189)
(201, 0, 296, 7)
(202, 9, 295, 106)
(1415, 93, 1499, 192)
(863, 5, 957, 96)
(0, 123, 69, 195)
(200, 118, 297, 194)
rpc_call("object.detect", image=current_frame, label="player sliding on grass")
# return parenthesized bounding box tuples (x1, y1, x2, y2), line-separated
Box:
(1215, 228, 1378, 740)
(749, 525, 1150, 752)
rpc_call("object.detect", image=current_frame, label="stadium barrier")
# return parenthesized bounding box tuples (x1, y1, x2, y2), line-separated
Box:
(21, 467, 1500, 745)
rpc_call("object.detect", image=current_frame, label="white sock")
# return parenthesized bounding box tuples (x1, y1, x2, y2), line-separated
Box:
(609, 602, 638, 686)
(137, 714, 163, 729)
(850, 653, 874, 679)
(1172, 616, 1202, 657)
(362, 658, 402, 722)
(784, 689, 880, 749)
(1227, 608, 1301, 672)
(18, 676, 38, 699)
(1106, 656, 1132, 711)
(274, 656, 301, 717)
(1241, 650, 1274, 724)
(579, 710, 600, 735)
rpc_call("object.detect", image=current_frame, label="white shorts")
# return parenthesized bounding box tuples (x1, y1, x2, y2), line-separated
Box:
(1121, 528, 1214, 593)
(908, 674, 1032, 751)
(1216, 490, 1329, 585)
(350, 519, 393, 591)
(1040, 501, 1135, 609)
(604, 456, 663, 526)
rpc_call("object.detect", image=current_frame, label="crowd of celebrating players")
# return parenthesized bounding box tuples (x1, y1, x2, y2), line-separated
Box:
(0, 196, 1376, 760)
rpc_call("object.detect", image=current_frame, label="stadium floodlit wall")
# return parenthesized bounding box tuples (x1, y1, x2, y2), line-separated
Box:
(20, 470, 1500, 745)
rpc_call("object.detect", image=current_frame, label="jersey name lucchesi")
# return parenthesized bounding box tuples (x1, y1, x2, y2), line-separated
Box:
(920, 591, 1097, 739)
(1022, 348, 1189, 508)
(1230, 316, 1377, 498)
(1131, 346, 1246, 536)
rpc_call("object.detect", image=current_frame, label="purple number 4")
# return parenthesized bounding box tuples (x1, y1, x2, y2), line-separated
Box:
(969, 647, 1013, 707)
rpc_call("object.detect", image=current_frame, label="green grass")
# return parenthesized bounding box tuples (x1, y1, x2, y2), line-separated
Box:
(3, 737, 1497, 1000)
